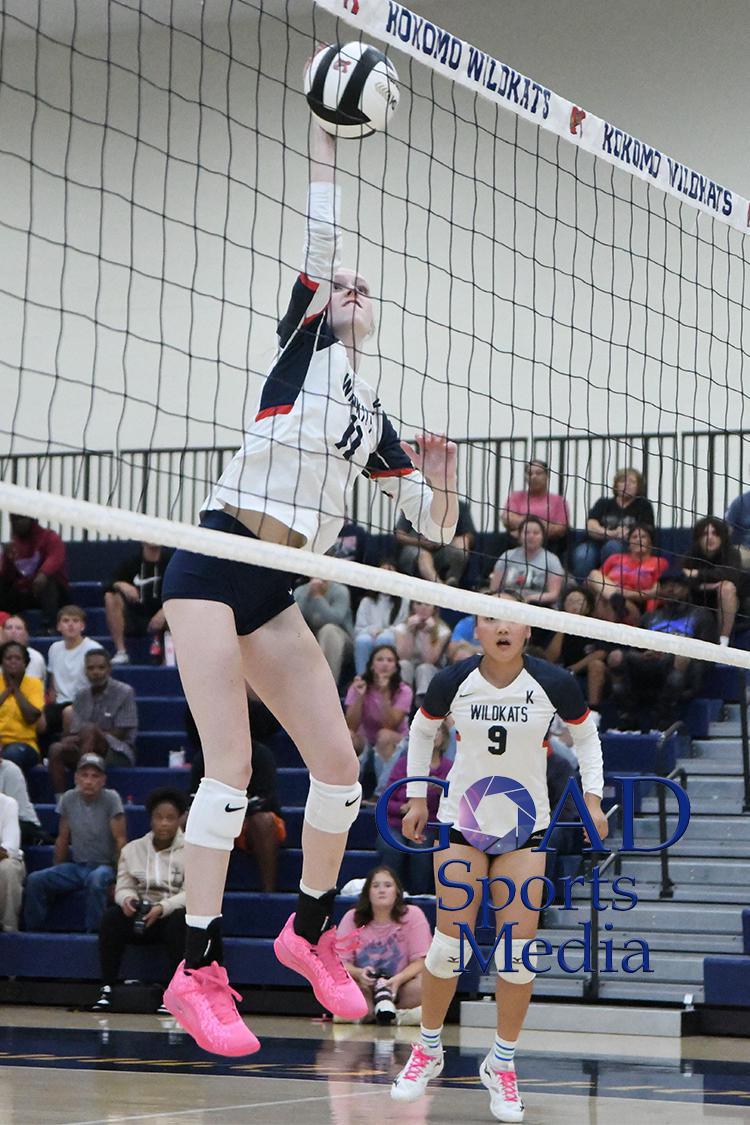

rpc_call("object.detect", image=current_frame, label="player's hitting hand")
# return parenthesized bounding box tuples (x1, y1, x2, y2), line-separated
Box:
(400, 431, 458, 489)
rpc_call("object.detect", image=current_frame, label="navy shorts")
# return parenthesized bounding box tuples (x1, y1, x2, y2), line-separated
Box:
(162, 509, 296, 636)
(448, 827, 547, 853)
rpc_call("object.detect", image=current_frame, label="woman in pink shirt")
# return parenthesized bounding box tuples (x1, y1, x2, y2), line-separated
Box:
(345, 646, 413, 793)
(338, 865, 431, 1023)
(588, 524, 668, 612)
(501, 459, 569, 556)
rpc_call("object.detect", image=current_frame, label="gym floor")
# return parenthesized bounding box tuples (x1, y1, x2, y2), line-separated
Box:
(0, 1008, 749, 1124)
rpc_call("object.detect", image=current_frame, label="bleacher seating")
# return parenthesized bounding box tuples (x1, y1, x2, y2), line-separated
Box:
(0, 535, 740, 1003)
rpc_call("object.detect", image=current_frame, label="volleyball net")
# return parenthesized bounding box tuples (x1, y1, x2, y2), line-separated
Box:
(2, 0, 750, 669)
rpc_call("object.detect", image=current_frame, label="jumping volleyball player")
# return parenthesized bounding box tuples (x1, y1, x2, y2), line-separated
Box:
(160, 112, 458, 1054)
(391, 594, 607, 1122)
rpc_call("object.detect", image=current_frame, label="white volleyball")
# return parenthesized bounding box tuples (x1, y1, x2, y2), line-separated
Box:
(305, 42, 399, 139)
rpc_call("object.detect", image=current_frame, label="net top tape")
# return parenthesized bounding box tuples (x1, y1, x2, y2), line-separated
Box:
(2, 481, 749, 669)
(315, 0, 750, 237)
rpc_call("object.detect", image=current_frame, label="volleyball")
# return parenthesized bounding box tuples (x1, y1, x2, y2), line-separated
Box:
(304, 42, 399, 139)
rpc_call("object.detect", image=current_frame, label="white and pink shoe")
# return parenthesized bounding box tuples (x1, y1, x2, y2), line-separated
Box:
(273, 914, 367, 1020)
(480, 1053, 525, 1122)
(163, 961, 260, 1057)
(390, 1043, 444, 1102)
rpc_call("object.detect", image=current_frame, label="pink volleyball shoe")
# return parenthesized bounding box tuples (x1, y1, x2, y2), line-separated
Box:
(163, 960, 260, 1057)
(273, 913, 368, 1020)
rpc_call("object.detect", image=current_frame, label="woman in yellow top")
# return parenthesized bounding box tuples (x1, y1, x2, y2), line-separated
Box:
(0, 641, 45, 774)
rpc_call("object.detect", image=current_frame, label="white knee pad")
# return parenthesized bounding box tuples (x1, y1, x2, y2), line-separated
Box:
(304, 775, 361, 834)
(425, 930, 466, 979)
(185, 777, 247, 851)
(496, 937, 538, 984)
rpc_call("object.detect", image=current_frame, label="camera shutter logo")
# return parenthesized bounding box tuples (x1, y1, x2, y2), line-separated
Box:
(457, 776, 536, 855)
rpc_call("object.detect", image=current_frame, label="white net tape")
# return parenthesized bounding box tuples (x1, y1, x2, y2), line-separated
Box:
(2, 480, 748, 669)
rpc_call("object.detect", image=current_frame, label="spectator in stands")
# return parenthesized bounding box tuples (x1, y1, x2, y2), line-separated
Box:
(45, 606, 103, 743)
(0, 515, 69, 633)
(330, 519, 368, 566)
(725, 487, 750, 555)
(447, 611, 482, 663)
(607, 574, 716, 730)
(353, 561, 409, 675)
(501, 459, 569, 558)
(395, 498, 476, 586)
(93, 786, 187, 1012)
(0, 746, 45, 845)
(338, 866, 431, 1024)
(47, 648, 138, 799)
(1, 615, 46, 682)
(587, 524, 668, 613)
(394, 601, 452, 700)
(545, 588, 607, 713)
(188, 696, 284, 893)
(376, 721, 452, 895)
(571, 468, 655, 580)
(682, 517, 746, 646)
(490, 516, 565, 607)
(345, 646, 413, 795)
(294, 577, 353, 687)
(0, 640, 45, 774)
(0, 793, 25, 931)
(104, 543, 171, 666)
(23, 753, 126, 933)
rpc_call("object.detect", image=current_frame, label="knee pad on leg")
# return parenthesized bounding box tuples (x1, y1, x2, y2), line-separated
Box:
(184, 777, 248, 850)
(304, 776, 361, 834)
(424, 930, 465, 979)
(496, 937, 538, 984)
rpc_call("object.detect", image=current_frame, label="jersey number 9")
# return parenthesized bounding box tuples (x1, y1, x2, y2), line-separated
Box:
(487, 725, 507, 756)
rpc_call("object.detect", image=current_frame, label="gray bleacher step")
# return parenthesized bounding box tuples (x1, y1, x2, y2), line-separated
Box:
(691, 738, 743, 758)
(538, 927, 742, 955)
(611, 855, 750, 885)
(707, 722, 743, 738)
(566, 882, 749, 906)
(656, 776, 747, 801)
(675, 757, 744, 776)
(462, 999, 684, 1036)
(544, 901, 742, 932)
(620, 838, 750, 859)
(599, 980, 704, 1004)
(623, 813, 750, 840)
(640, 796, 746, 815)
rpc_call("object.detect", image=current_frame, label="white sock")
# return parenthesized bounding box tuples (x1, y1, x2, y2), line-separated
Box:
(419, 1025, 443, 1054)
(719, 635, 730, 647)
(493, 1033, 517, 1068)
(299, 881, 326, 899)
(185, 914, 221, 929)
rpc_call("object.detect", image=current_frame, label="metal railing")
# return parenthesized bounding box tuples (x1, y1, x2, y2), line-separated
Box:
(583, 802, 622, 1003)
(739, 671, 750, 814)
(2, 424, 750, 540)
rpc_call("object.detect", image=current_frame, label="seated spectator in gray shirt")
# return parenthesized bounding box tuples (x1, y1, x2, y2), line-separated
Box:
(0, 751, 44, 844)
(47, 649, 138, 798)
(489, 516, 566, 607)
(294, 578, 353, 687)
(23, 753, 126, 933)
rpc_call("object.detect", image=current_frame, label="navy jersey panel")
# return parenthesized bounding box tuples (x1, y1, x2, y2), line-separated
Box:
(523, 654, 588, 723)
(364, 412, 415, 483)
(257, 278, 337, 420)
(420, 656, 482, 719)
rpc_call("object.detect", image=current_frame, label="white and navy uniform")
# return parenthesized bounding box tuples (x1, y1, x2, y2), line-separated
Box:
(164, 183, 456, 633)
(204, 182, 451, 555)
(406, 655, 604, 854)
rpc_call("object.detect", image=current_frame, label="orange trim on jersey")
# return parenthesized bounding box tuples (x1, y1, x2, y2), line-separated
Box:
(299, 273, 319, 291)
(420, 706, 444, 722)
(255, 404, 294, 422)
(455, 731, 462, 741)
(369, 467, 416, 479)
(567, 709, 590, 725)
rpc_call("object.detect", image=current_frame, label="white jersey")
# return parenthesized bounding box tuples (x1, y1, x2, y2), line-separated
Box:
(205, 183, 455, 555)
(406, 655, 604, 854)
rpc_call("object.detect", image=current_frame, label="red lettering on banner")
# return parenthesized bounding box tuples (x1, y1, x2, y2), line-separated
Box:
(570, 106, 586, 136)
